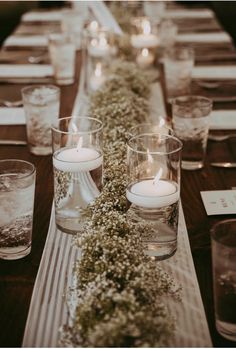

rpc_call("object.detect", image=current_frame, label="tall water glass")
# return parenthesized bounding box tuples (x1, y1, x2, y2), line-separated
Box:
(172, 95, 212, 170)
(163, 46, 194, 101)
(126, 134, 182, 260)
(51, 117, 103, 234)
(211, 219, 236, 341)
(0, 159, 36, 260)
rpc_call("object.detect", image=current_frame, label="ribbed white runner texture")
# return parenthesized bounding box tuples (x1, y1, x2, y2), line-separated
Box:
(22, 82, 212, 347)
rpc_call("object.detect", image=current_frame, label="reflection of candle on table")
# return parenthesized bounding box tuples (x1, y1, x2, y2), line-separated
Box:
(127, 168, 179, 208)
(131, 18, 159, 49)
(53, 147, 103, 172)
(89, 62, 106, 91)
(88, 36, 110, 57)
(136, 48, 155, 68)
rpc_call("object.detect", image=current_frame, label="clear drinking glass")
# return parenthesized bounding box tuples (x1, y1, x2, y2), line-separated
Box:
(0, 159, 36, 260)
(22, 85, 60, 156)
(211, 219, 236, 341)
(126, 134, 182, 260)
(48, 33, 76, 85)
(163, 46, 194, 101)
(61, 9, 86, 49)
(172, 95, 212, 170)
(51, 116, 103, 234)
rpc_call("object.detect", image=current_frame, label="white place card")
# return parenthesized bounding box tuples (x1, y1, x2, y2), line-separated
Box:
(192, 66, 236, 80)
(177, 32, 231, 44)
(166, 9, 214, 19)
(22, 10, 63, 22)
(0, 108, 25, 125)
(201, 190, 236, 215)
(0, 64, 53, 78)
(210, 110, 236, 130)
(4, 35, 48, 47)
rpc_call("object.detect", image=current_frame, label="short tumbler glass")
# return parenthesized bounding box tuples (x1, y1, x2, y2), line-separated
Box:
(126, 134, 182, 260)
(22, 85, 60, 156)
(172, 95, 212, 170)
(0, 159, 36, 260)
(48, 33, 76, 85)
(51, 116, 103, 234)
(211, 219, 236, 341)
(163, 46, 194, 101)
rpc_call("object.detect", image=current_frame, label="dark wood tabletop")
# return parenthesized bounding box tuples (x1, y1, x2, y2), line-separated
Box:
(0, 3, 236, 348)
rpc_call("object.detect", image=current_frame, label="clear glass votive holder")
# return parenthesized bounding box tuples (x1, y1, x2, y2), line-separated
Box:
(0, 159, 36, 260)
(51, 116, 103, 234)
(22, 85, 60, 156)
(128, 121, 173, 138)
(172, 95, 212, 170)
(130, 16, 160, 69)
(86, 28, 117, 60)
(163, 46, 194, 101)
(48, 33, 76, 85)
(126, 134, 182, 260)
(211, 219, 236, 341)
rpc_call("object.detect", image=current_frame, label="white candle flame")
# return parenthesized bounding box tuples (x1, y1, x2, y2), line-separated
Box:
(76, 137, 83, 151)
(99, 36, 108, 47)
(95, 62, 102, 77)
(89, 20, 98, 32)
(158, 117, 165, 127)
(141, 48, 149, 57)
(147, 148, 153, 163)
(71, 122, 78, 133)
(142, 19, 151, 35)
(153, 168, 163, 186)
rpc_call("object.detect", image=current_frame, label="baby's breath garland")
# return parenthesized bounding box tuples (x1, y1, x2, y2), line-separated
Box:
(60, 61, 180, 347)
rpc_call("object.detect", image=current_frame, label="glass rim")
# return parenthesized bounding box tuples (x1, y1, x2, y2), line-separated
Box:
(129, 122, 173, 135)
(127, 133, 183, 155)
(21, 84, 60, 97)
(51, 116, 103, 135)
(171, 95, 213, 107)
(0, 159, 36, 179)
(211, 218, 236, 248)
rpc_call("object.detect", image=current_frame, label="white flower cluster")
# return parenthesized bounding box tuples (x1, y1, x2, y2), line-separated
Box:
(60, 61, 180, 347)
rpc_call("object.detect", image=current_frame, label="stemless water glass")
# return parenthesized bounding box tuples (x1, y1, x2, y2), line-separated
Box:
(51, 116, 103, 234)
(211, 219, 236, 341)
(0, 159, 36, 260)
(126, 134, 182, 260)
(172, 95, 212, 170)
(22, 84, 60, 155)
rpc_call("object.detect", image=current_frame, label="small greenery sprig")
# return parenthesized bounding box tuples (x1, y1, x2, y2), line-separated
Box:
(60, 60, 180, 347)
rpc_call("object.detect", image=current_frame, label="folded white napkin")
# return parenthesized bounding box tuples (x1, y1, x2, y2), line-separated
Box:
(4, 35, 48, 47)
(177, 32, 231, 43)
(192, 66, 236, 80)
(210, 110, 236, 130)
(22, 10, 63, 22)
(0, 108, 25, 125)
(0, 64, 53, 78)
(166, 9, 214, 19)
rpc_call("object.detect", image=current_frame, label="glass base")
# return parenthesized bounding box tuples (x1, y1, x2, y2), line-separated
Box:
(55, 77, 74, 85)
(30, 146, 52, 156)
(56, 217, 84, 235)
(0, 244, 31, 260)
(216, 319, 236, 341)
(144, 240, 177, 261)
(181, 160, 204, 170)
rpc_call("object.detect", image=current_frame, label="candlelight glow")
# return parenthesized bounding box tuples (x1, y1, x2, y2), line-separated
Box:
(99, 36, 108, 47)
(147, 148, 154, 163)
(158, 117, 165, 127)
(95, 62, 102, 77)
(141, 48, 149, 57)
(89, 20, 98, 32)
(153, 168, 163, 186)
(142, 19, 151, 35)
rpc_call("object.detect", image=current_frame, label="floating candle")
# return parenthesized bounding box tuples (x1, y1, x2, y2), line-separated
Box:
(53, 147, 103, 172)
(88, 37, 110, 57)
(126, 179, 179, 208)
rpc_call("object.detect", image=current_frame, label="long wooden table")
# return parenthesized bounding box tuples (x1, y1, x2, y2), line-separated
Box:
(0, 3, 236, 347)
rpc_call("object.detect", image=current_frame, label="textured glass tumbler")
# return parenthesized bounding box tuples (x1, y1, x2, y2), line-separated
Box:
(211, 219, 236, 341)
(22, 85, 60, 155)
(126, 134, 182, 260)
(52, 117, 103, 234)
(0, 159, 36, 260)
(172, 95, 212, 170)
(163, 46, 194, 101)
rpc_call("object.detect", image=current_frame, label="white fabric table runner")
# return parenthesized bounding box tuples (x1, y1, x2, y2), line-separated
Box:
(210, 110, 236, 130)
(0, 108, 25, 125)
(177, 32, 231, 43)
(22, 81, 212, 347)
(192, 65, 236, 80)
(0, 64, 53, 78)
(4, 35, 48, 47)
